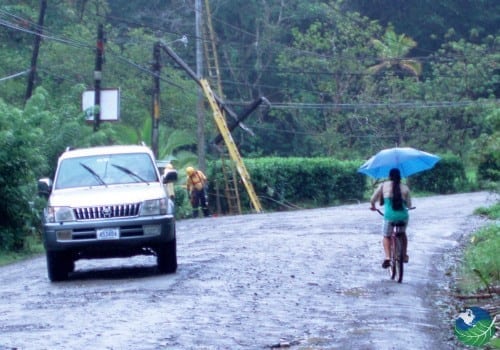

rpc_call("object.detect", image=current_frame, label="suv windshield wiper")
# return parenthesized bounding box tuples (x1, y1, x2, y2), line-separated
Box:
(111, 164, 148, 183)
(80, 163, 106, 186)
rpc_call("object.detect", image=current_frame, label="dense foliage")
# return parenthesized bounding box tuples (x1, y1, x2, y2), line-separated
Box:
(208, 157, 365, 213)
(410, 154, 467, 194)
(459, 203, 500, 293)
(0, 0, 498, 250)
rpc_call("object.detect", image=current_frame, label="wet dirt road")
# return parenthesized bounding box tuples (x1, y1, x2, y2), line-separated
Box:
(0, 192, 497, 350)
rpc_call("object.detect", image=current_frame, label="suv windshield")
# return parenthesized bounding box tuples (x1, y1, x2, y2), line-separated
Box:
(54, 152, 158, 189)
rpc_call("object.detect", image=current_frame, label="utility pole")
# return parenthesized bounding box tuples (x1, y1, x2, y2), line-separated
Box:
(151, 42, 161, 158)
(195, 0, 206, 171)
(25, 0, 47, 102)
(94, 24, 104, 132)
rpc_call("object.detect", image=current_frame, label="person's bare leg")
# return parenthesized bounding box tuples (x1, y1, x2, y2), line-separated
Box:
(382, 237, 391, 268)
(383, 237, 391, 259)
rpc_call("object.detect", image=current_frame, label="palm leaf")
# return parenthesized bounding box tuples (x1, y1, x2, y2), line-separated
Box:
(158, 129, 194, 159)
(112, 123, 141, 144)
(400, 60, 422, 77)
(366, 61, 392, 74)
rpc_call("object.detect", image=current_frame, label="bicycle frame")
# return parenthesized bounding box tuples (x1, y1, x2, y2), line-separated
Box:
(373, 208, 413, 283)
(388, 221, 406, 283)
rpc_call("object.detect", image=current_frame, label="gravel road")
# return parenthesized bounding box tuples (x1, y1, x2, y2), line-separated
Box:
(0, 191, 497, 350)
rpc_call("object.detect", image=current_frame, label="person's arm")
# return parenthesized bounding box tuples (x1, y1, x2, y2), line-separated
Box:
(370, 184, 383, 210)
(405, 186, 412, 208)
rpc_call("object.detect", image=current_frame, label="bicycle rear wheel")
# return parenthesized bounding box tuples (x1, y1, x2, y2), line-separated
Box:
(394, 235, 404, 283)
(389, 237, 397, 280)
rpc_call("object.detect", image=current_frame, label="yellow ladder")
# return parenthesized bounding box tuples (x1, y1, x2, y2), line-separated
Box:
(202, 0, 223, 96)
(220, 153, 242, 215)
(201, 1, 243, 214)
(200, 79, 263, 213)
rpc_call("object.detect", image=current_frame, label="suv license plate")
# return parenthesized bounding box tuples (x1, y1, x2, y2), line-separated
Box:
(96, 228, 120, 240)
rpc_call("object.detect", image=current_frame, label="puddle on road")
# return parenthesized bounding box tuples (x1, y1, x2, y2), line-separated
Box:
(339, 286, 371, 297)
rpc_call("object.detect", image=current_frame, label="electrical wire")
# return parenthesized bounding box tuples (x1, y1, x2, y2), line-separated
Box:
(94, 4, 496, 68)
(246, 123, 483, 139)
(0, 13, 185, 89)
(0, 69, 30, 82)
(0, 7, 497, 113)
(2, 6, 490, 90)
(267, 100, 494, 110)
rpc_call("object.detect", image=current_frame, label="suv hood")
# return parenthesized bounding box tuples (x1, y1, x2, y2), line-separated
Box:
(49, 183, 165, 207)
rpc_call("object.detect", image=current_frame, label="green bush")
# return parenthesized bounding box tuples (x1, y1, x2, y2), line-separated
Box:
(474, 202, 500, 220)
(458, 202, 500, 293)
(0, 98, 47, 251)
(459, 224, 500, 292)
(208, 157, 366, 213)
(173, 186, 193, 219)
(477, 151, 499, 192)
(410, 154, 467, 193)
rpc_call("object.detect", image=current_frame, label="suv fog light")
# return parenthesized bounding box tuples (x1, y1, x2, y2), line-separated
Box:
(143, 225, 161, 236)
(56, 230, 72, 241)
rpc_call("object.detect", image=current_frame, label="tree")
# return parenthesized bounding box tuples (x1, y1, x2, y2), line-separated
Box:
(420, 35, 500, 157)
(357, 26, 425, 151)
(344, 0, 500, 53)
(0, 91, 47, 250)
(367, 26, 422, 79)
(265, 2, 381, 158)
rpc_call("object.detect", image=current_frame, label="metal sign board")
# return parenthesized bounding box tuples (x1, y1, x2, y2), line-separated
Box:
(82, 88, 120, 121)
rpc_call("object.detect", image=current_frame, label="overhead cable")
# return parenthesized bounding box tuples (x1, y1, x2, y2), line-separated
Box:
(0, 69, 30, 82)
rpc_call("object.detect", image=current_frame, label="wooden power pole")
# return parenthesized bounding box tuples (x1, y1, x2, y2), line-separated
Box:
(195, 0, 206, 171)
(93, 24, 104, 131)
(25, 0, 47, 102)
(151, 42, 161, 158)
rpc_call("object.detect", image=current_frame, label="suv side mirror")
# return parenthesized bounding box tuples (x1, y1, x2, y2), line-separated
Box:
(163, 170, 178, 184)
(38, 178, 53, 198)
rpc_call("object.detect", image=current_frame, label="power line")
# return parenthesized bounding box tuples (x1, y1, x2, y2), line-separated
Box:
(268, 100, 496, 111)
(1, 6, 496, 114)
(0, 14, 185, 89)
(0, 18, 91, 49)
(91, 5, 498, 69)
(247, 122, 483, 139)
(0, 69, 30, 82)
(2, 7, 492, 90)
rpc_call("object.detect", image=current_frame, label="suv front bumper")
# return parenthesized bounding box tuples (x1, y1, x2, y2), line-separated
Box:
(42, 214, 175, 257)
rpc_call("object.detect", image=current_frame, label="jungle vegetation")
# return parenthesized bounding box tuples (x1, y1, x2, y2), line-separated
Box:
(0, 0, 498, 251)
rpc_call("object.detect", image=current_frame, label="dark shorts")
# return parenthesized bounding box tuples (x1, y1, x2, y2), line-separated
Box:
(382, 219, 409, 237)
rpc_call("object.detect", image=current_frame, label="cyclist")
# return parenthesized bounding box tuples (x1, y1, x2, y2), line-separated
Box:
(370, 168, 412, 268)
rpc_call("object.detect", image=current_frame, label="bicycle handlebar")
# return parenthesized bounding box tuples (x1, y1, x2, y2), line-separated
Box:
(372, 207, 416, 216)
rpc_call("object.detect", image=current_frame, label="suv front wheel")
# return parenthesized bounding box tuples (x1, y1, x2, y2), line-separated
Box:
(46, 251, 74, 282)
(156, 239, 177, 273)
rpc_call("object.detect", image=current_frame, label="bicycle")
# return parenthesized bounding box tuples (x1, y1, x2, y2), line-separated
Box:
(373, 208, 414, 283)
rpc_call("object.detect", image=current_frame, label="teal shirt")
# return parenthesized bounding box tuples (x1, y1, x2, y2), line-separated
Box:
(383, 198, 409, 222)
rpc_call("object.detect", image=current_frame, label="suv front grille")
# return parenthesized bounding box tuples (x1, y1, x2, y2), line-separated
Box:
(74, 203, 141, 220)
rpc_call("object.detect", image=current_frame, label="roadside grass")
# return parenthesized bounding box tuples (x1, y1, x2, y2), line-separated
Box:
(457, 202, 500, 293)
(0, 235, 44, 267)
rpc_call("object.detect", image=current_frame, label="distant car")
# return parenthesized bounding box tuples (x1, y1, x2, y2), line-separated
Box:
(38, 145, 178, 282)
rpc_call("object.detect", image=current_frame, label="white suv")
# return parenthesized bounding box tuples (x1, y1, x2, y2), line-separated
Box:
(38, 145, 177, 281)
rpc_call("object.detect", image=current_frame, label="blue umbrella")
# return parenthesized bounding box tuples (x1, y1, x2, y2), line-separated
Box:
(358, 147, 441, 179)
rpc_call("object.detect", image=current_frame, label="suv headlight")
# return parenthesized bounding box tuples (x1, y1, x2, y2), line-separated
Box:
(140, 198, 168, 216)
(45, 207, 76, 223)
